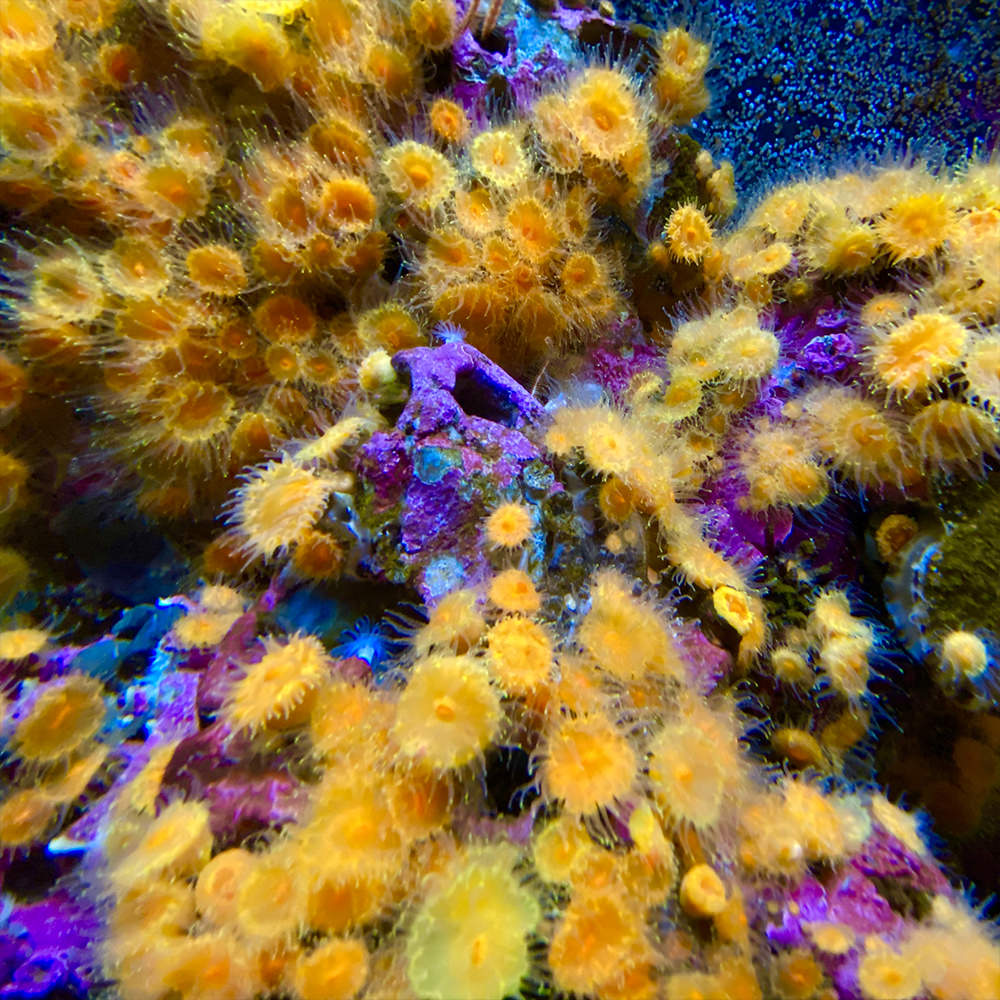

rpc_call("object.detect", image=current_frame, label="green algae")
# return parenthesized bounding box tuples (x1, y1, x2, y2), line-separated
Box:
(923, 473, 1000, 636)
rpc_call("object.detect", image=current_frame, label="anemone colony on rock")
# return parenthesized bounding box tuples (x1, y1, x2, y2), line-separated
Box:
(0, 0, 999, 998)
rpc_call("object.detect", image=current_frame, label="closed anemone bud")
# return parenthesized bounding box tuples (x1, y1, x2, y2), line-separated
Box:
(381, 141, 455, 211)
(874, 514, 919, 564)
(356, 350, 395, 395)
(488, 569, 541, 614)
(392, 654, 501, 769)
(406, 845, 540, 1000)
(470, 128, 529, 189)
(292, 529, 345, 581)
(429, 97, 469, 144)
(13, 673, 104, 762)
(665, 204, 713, 262)
(679, 864, 727, 917)
(223, 633, 330, 734)
(771, 728, 827, 770)
(938, 630, 990, 682)
(294, 938, 370, 1000)
(540, 711, 637, 814)
(712, 586, 757, 635)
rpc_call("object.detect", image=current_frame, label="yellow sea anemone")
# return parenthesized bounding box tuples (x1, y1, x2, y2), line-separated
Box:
(488, 569, 541, 615)
(222, 633, 330, 734)
(171, 610, 239, 649)
(870, 311, 968, 397)
(382, 140, 456, 211)
(877, 190, 956, 261)
(566, 68, 643, 163)
(232, 459, 338, 561)
(392, 654, 501, 769)
(470, 127, 529, 189)
(0, 787, 58, 848)
(773, 949, 826, 999)
(318, 175, 378, 234)
(485, 615, 553, 694)
(13, 673, 104, 763)
(799, 386, 916, 489)
(577, 568, 684, 682)
(665, 204, 713, 263)
(111, 799, 213, 889)
(483, 501, 534, 549)
(234, 845, 307, 944)
(293, 938, 370, 1000)
(548, 889, 653, 997)
(0, 626, 47, 661)
(910, 398, 1000, 473)
(858, 941, 922, 1000)
(406, 845, 540, 1000)
(429, 98, 469, 144)
(195, 847, 255, 928)
(185, 243, 246, 296)
(414, 587, 486, 656)
(540, 710, 637, 815)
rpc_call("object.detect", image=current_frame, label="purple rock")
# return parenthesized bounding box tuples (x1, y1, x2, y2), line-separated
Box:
(827, 871, 903, 937)
(852, 825, 951, 894)
(585, 339, 665, 406)
(150, 669, 200, 742)
(200, 772, 309, 843)
(356, 343, 557, 600)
